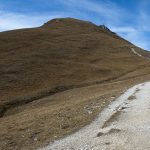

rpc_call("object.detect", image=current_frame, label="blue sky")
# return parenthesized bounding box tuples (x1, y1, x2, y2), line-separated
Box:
(0, 0, 150, 50)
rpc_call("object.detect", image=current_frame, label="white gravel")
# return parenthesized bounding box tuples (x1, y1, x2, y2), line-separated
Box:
(40, 82, 150, 150)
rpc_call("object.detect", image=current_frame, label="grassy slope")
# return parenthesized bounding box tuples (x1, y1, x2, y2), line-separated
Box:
(0, 18, 150, 149)
(0, 18, 149, 105)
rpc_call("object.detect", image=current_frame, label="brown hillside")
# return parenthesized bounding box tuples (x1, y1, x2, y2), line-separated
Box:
(0, 18, 149, 106)
(0, 18, 150, 150)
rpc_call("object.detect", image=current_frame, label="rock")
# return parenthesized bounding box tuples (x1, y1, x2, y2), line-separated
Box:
(61, 124, 69, 129)
(97, 132, 104, 137)
(105, 142, 110, 145)
(108, 128, 121, 134)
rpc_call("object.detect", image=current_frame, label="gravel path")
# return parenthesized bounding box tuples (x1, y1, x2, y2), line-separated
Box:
(40, 82, 150, 150)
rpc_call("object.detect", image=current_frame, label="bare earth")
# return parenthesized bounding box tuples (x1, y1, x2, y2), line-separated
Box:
(41, 82, 150, 150)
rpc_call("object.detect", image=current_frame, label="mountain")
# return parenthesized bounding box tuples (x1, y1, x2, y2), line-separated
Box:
(0, 18, 150, 150)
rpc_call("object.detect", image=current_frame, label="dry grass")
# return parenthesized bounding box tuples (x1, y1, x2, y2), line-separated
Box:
(0, 18, 150, 150)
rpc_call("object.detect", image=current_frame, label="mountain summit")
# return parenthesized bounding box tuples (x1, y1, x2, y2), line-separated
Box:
(42, 17, 95, 27)
(43, 18, 116, 34)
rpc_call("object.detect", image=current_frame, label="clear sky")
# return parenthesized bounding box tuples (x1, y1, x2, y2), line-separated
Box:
(0, 0, 150, 50)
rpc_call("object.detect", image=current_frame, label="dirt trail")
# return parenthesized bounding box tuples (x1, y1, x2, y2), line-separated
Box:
(131, 48, 143, 57)
(40, 82, 150, 150)
(131, 48, 150, 60)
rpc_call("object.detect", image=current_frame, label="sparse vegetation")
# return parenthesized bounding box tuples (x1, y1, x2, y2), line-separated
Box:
(0, 18, 150, 150)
